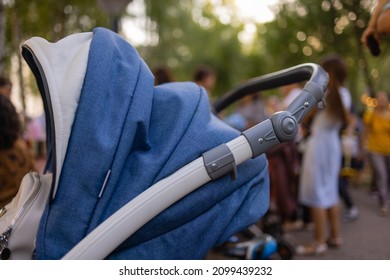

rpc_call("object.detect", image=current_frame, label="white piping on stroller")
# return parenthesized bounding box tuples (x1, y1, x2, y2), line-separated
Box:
(63, 136, 253, 259)
(23, 33, 92, 198)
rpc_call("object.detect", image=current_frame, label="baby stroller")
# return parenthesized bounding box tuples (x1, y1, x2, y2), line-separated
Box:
(0, 28, 327, 260)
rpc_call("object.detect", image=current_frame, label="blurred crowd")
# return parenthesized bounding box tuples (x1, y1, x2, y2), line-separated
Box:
(221, 53, 390, 256)
(0, 77, 43, 207)
(152, 46, 390, 258)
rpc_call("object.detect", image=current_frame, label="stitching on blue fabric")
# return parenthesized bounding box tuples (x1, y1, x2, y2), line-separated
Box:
(85, 58, 144, 235)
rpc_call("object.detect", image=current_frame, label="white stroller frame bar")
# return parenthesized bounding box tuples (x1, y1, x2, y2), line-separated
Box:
(62, 63, 328, 260)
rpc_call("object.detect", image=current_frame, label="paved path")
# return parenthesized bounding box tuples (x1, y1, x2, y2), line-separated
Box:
(207, 186, 390, 260)
(290, 186, 390, 260)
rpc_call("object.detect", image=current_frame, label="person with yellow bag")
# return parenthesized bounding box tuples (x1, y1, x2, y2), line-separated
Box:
(363, 91, 390, 216)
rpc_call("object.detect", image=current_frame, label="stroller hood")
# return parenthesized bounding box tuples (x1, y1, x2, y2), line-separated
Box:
(22, 28, 269, 259)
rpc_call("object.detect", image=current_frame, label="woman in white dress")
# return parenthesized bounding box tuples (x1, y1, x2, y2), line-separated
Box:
(297, 55, 349, 255)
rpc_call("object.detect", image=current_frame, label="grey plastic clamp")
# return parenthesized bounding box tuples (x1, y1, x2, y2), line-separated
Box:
(286, 81, 325, 123)
(270, 111, 298, 143)
(202, 144, 237, 180)
(242, 80, 325, 159)
(242, 119, 281, 159)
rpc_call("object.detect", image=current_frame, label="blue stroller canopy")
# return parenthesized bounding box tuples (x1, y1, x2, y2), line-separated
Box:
(22, 28, 269, 259)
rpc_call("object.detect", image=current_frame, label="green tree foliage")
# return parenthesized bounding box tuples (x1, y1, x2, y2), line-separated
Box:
(142, 0, 253, 97)
(11, 0, 108, 39)
(2, 0, 109, 72)
(1, 0, 111, 110)
(141, 0, 390, 102)
(2, 0, 388, 107)
(256, 0, 390, 100)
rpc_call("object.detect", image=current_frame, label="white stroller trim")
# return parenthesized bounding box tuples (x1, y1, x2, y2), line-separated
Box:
(62, 63, 328, 260)
(23, 34, 92, 199)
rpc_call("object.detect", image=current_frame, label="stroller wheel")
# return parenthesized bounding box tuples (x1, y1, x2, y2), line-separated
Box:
(277, 239, 295, 260)
(246, 235, 278, 260)
(222, 234, 278, 260)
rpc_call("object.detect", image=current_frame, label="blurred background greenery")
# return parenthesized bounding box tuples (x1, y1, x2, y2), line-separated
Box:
(1, 0, 388, 116)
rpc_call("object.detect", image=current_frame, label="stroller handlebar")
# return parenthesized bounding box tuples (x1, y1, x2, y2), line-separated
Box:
(213, 63, 328, 113)
(214, 63, 328, 159)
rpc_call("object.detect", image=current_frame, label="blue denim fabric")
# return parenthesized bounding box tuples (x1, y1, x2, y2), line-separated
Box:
(34, 27, 269, 259)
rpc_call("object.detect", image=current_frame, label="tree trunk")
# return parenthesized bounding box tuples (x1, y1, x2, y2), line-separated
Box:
(11, 9, 27, 122)
(0, 2, 6, 76)
(353, 23, 375, 97)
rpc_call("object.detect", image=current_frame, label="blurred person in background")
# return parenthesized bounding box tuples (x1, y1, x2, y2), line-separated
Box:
(224, 93, 268, 132)
(363, 91, 390, 216)
(153, 66, 175, 85)
(193, 65, 217, 95)
(323, 55, 360, 222)
(0, 95, 34, 207)
(296, 55, 349, 255)
(268, 84, 302, 229)
(0, 76, 12, 99)
(340, 111, 364, 222)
